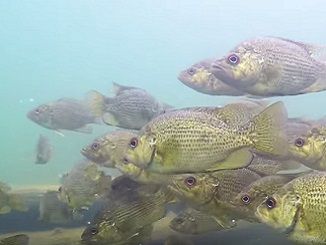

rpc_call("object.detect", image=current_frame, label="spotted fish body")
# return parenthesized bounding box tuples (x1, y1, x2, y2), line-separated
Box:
(125, 101, 288, 174)
(102, 82, 168, 130)
(211, 36, 326, 97)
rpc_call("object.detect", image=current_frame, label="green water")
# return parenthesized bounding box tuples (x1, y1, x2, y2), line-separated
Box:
(0, 1, 326, 243)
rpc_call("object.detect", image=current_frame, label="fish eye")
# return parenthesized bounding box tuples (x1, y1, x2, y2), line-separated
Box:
(187, 67, 196, 76)
(90, 226, 98, 235)
(92, 142, 100, 150)
(34, 109, 40, 114)
(129, 138, 138, 148)
(185, 176, 197, 187)
(175, 217, 184, 224)
(266, 197, 277, 209)
(227, 54, 240, 65)
(294, 138, 305, 147)
(241, 194, 251, 205)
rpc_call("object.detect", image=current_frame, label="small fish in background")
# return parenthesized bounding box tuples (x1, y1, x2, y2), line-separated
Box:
(35, 134, 52, 164)
(87, 82, 172, 130)
(256, 171, 326, 244)
(26, 97, 102, 136)
(0, 182, 28, 215)
(211, 36, 326, 97)
(58, 159, 112, 210)
(178, 58, 245, 96)
(169, 208, 224, 235)
(81, 129, 138, 168)
(39, 190, 82, 224)
(0, 234, 29, 245)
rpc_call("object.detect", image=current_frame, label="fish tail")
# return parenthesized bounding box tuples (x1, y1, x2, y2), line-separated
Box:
(9, 194, 28, 212)
(85, 90, 106, 118)
(249, 101, 289, 157)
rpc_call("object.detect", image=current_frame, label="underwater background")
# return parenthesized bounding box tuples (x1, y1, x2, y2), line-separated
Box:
(1, 1, 326, 243)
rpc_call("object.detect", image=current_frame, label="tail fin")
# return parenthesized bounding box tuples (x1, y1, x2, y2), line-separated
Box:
(85, 90, 106, 118)
(250, 101, 288, 158)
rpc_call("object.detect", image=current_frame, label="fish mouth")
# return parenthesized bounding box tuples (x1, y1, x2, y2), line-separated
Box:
(210, 62, 229, 79)
(177, 72, 190, 85)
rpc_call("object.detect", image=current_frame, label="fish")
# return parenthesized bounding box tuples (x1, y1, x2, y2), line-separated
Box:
(0, 182, 27, 214)
(124, 101, 288, 174)
(0, 234, 29, 245)
(178, 58, 245, 96)
(88, 82, 171, 130)
(256, 171, 326, 244)
(231, 174, 303, 220)
(81, 129, 138, 168)
(35, 134, 52, 164)
(169, 208, 224, 235)
(285, 117, 318, 146)
(115, 161, 175, 184)
(27, 98, 99, 135)
(168, 168, 262, 228)
(39, 190, 79, 224)
(247, 154, 301, 176)
(58, 159, 112, 209)
(210, 99, 269, 126)
(81, 187, 173, 244)
(288, 126, 326, 171)
(211, 36, 326, 97)
(106, 175, 162, 203)
(163, 234, 194, 245)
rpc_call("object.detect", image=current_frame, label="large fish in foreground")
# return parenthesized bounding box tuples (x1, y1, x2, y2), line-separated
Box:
(256, 171, 326, 244)
(178, 58, 245, 96)
(27, 97, 100, 135)
(211, 36, 326, 97)
(124, 101, 288, 174)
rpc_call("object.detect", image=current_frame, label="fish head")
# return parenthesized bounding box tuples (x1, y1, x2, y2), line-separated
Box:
(211, 43, 264, 89)
(26, 103, 54, 129)
(232, 187, 268, 217)
(123, 131, 157, 169)
(81, 138, 112, 164)
(289, 128, 326, 168)
(178, 60, 214, 90)
(169, 173, 219, 207)
(256, 190, 301, 232)
(169, 212, 196, 233)
(57, 186, 70, 204)
(81, 220, 125, 244)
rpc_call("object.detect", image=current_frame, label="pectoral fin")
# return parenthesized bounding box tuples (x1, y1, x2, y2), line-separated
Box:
(207, 149, 254, 172)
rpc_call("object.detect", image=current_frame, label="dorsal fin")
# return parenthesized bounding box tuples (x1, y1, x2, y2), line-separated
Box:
(274, 37, 326, 56)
